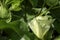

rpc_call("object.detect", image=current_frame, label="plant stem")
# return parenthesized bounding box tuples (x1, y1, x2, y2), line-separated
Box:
(35, 0, 45, 17)
(40, 6, 53, 16)
(52, 6, 60, 9)
(40, 0, 45, 14)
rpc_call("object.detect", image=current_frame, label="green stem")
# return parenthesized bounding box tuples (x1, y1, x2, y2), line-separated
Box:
(52, 6, 60, 9)
(35, 0, 45, 17)
(40, 6, 53, 16)
(40, 0, 45, 14)
(12, 13, 21, 18)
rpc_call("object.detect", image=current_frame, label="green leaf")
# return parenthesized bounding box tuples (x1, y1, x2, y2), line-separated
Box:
(20, 35, 30, 40)
(50, 8, 60, 22)
(33, 7, 50, 15)
(0, 20, 23, 37)
(44, 28, 53, 40)
(54, 36, 60, 40)
(9, 19, 29, 38)
(8, 31, 21, 40)
(0, 21, 10, 29)
(5, 0, 11, 4)
(9, 20, 23, 37)
(58, 1, 60, 5)
(19, 18, 29, 32)
(0, 19, 28, 39)
(28, 15, 54, 39)
(0, 5, 8, 18)
(29, 0, 38, 7)
(53, 20, 60, 34)
(2, 20, 27, 40)
(26, 13, 35, 21)
(3, 28, 21, 40)
(50, 8, 60, 33)
(32, 8, 41, 13)
(45, 0, 58, 6)
(0, 36, 7, 40)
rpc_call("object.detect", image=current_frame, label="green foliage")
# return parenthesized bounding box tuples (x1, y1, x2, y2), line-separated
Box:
(29, 0, 38, 7)
(9, 0, 23, 11)
(45, 0, 58, 6)
(0, 0, 60, 40)
(54, 36, 60, 40)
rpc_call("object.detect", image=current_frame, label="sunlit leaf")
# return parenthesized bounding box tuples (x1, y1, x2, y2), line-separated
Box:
(0, 4, 11, 23)
(28, 15, 54, 39)
(9, 0, 23, 11)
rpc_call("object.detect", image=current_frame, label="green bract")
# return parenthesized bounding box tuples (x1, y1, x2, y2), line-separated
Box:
(0, 5, 8, 18)
(9, 0, 23, 11)
(0, 4, 11, 23)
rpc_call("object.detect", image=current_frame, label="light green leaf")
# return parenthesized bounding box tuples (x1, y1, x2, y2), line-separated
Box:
(0, 4, 11, 23)
(9, 0, 23, 11)
(28, 15, 54, 39)
(0, 5, 9, 18)
(5, 0, 11, 4)
(32, 8, 41, 13)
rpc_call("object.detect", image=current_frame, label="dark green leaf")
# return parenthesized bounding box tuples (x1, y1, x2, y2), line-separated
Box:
(29, 0, 38, 7)
(54, 36, 60, 40)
